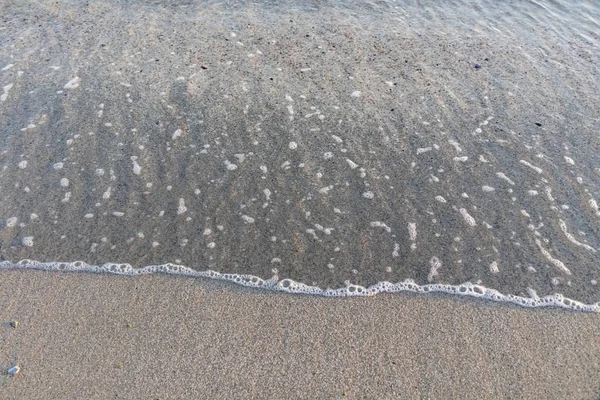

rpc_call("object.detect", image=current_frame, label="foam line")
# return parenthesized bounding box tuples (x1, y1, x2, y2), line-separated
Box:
(0, 260, 598, 313)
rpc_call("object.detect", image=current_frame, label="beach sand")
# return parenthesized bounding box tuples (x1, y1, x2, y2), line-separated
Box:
(1, 1, 600, 397)
(0, 269, 598, 399)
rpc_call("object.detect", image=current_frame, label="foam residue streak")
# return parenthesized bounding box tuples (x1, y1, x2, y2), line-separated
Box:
(1, 260, 597, 312)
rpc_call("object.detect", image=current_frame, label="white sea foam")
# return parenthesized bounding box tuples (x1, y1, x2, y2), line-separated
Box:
(428, 256, 442, 282)
(535, 238, 571, 275)
(370, 221, 391, 233)
(131, 157, 142, 175)
(408, 222, 417, 250)
(241, 215, 255, 224)
(495, 172, 515, 185)
(64, 77, 81, 89)
(489, 261, 499, 274)
(1, 260, 597, 312)
(559, 219, 596, 253)
(519, 160, 543, 174)
(346, 158, 358, 169)
(459, 208, 476, 227)
(177, 198, 187, 215)
(1, 83, 14, 102)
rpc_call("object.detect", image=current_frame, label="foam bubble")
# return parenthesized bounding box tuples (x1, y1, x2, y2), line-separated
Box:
(241, 215, 255, 224)
(408, 222, 417, 250)
(559, 219, 596, 253)
(1, 83, 14, 102)
(63, 77, 81, 89)
(263, 188, 272, 202)
(346, 159, 358, 169)
(177, 198, 187, 215)
(489, 261, 499, 274)
(459, 208, 476, 227)
(428, 257, 442, 282)
(370, 221, 391, 233)
(535, 238, 571, 275)
(496, 172, 515, 185)
(224, 160, 237, 171)
(131, 157, 142, 175)
(519, 159, 543, 174)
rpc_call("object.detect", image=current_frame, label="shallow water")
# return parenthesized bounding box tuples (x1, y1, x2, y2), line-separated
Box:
(0, 0, 599, 309)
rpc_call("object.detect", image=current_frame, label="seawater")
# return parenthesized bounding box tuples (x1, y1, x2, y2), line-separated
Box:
(0, 0, 599, 311)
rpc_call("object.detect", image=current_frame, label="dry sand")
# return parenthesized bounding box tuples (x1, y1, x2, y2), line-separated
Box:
(0, 270, 598, 399)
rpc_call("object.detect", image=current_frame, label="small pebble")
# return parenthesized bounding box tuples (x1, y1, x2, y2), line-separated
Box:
(10, 320, 18, 328)
(8, 365, 20, 376)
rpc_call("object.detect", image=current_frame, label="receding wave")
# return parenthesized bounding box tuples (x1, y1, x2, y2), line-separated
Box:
(1, 0, 599, 311)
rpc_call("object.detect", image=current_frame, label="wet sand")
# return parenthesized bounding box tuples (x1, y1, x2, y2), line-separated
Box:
(1, 0, 599, 304)
(0, 270, 599, 399)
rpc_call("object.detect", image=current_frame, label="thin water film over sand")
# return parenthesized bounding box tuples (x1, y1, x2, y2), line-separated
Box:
(0, 0, 599, 305)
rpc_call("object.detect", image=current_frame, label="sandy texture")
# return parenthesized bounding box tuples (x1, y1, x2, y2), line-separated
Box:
(0, 270, 599, 399)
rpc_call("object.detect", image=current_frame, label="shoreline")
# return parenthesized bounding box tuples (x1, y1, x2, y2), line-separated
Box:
(1, 261, 599, 312)
(1, 269, 599, 399)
